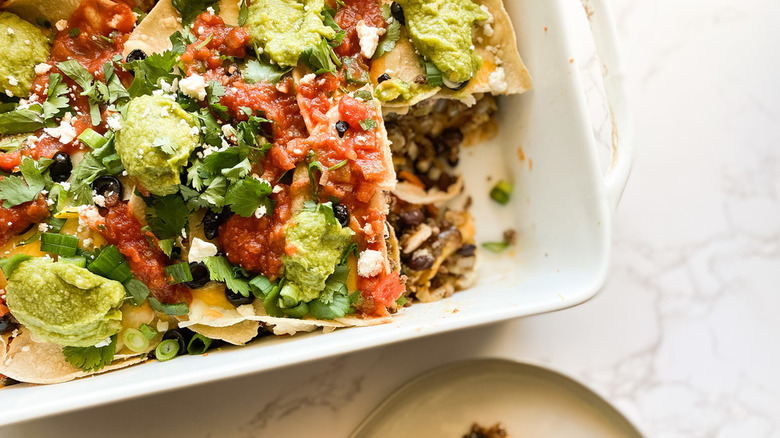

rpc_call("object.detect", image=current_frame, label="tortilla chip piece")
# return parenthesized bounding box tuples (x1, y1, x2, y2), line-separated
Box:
(393, 175, 464, 206)
(370, 0, 531, 106)
(0, 329, 146, 385)
(189, 321, 260, 345)
(123, 0, 241, 56)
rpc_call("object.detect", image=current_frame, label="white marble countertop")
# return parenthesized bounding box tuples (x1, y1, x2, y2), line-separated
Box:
(4, 0, 779, 436)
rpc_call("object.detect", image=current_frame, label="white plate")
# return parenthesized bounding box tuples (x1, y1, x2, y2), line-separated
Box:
(350, 359, 643, 438)
(0, 0, 631, 425)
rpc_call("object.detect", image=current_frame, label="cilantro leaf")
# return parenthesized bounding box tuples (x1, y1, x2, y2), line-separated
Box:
(238, 0, 249, 26)
(243, 58, 291, 84)
(42, 73, 71, 119)
(202, 256, 251, 297)
(309, 265, 351, 319)
(358, 118, 377, 131)
(373, 14, 401, 59)
(126, 49, 181, 98)
(322, 7, 345, 46)
(0, 106, 45, 135)
(144, 193, 190, 239)
(0, 157, 45, 207)
(124, 277, 151, 305)
(150, 136, 178, 155)
(172, 0, 220, 26)
(301, 38, 339, 74)
(62, 335, 117, 372)
(225, 178, 273, 217)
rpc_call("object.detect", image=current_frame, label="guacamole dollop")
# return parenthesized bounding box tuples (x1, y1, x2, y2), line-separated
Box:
(282, 209, 353, 302)
(5, 258, 125, 347)
(116, 95, 199, 196)
(395, 0, 488, 83)
(246, 0, 335, 67)
(375, 77, 435, 105)
(0, 12, 50, 98)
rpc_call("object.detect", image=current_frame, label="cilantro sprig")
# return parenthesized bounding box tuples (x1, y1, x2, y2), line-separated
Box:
(0, 157, 46, 207)
(62, 335, 117, 373)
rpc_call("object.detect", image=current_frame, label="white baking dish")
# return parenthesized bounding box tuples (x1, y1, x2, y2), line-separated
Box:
(0, 0, 632, 425)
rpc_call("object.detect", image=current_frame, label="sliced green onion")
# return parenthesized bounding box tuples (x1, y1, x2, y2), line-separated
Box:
(328, 159, 348, 171)
(263, 283, 284, 317)
(87, 245, 132, 283)
(148, 297, 189, 316)
(139, 323, 157, 340)
(124, 278, 151, 306)
(155, 338, 179, 361)
(490, 180, 513, 205)
(187, 334, 213, 355)
(0, 254, 32, 277)
(17, 231, 41, 246)
(123, 328, 150, 353)
(425, 61, 443, 87)
(59, 256, 87, 268)
(40, 232, 79, 257)
(482, 241, 510, 253)
(165, 262, 193, 285)
(47, 217, 68, 233)
(249, 274, 274, 297)
(282, 302, 309, 319)
(78, 128, 107, 150)
(396, 296, 407, 307)
(68, 27, 80, 38)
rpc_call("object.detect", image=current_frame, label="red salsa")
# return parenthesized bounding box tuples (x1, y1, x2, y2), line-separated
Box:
(101, 203, 191, 305)
(0, 195, 50, 247)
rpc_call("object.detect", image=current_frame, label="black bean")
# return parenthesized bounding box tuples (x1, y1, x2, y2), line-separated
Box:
(125, 49, 147, 63)
(333, 203, 350, 227)
(435, 127, 464, 152)
(377, 73, 391, 83)
(49, 152, 72, 182)
(456, 243, 476, 257)
(407, 251, 435, 271)
(437, 172, 453, 191)
(203, 209, 232, 240)
(184, 262, 210, 289)
(335, 120, 350, 138)
(391, 2, 405, 25)
(92, 176, 123, 203)
(0, 314, 19, 335)
(162, 328, 192, 356)
(170, 245, 182, 260)
(225, 288, 255, 307)
(400, 209, 424, 227)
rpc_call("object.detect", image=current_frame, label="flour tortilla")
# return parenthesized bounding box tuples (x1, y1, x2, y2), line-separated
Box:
(370, 0, 531, 107)
(0, 0, 154, 25)
(124, 0, 240, 56)
(0, 329, 146, 385)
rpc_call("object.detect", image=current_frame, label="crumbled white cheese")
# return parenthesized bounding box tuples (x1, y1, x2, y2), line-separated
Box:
(94, 337, 112, 348)
(92, 191, 107, 207)
(189, 126, 200, 136)
(356, 20, 385, 58)
(221, 124, 237, 142)
(254, 205, 267, 219)
(83, 238, 93, 248)
(300, 73, 316, 84)
(488, 67, 508, 93)
(7, 28, 14, 35)
(106, 113, 122, 131)
(179, 74, 208, 100)
(34, 63, 52, 75)
(272, 185, 283, 194)
(160, 78, 179, 94)
(78, 204, 103, 228)
(188, 237, 218, 263)
(43, 113, 77, 144)
(38, 223, 49, 232)
(7, 76, 18, 86)
(483, 23, 494, 37)
(59, 181, 71, 191)
(357, 249, 385, 277)
(55, 20, 68, 31)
